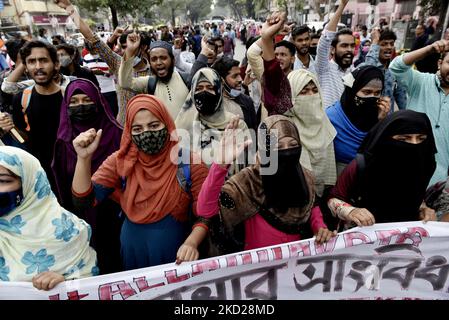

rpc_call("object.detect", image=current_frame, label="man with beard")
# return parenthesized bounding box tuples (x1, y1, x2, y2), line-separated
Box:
(310, 34, 320, 58)
(118, 33, 190, 120)
(291, 25, 316, 74)
(390, 39, 449, 186)
(362, 29, 407, 112)
(0, 41, 62, 193)
(56, 43, 99, 87)
(316, 0, 355, 108)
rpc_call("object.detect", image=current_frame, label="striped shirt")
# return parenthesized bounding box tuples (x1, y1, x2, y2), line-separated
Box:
(316, 29, 352, 108)
(86, 34, 151, 125)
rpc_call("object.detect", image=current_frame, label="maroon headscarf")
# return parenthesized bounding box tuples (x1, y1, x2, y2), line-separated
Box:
(51, 78, 123, 207)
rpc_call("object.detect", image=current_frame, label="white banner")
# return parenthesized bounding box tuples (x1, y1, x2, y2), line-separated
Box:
(1, 222, 449, 300)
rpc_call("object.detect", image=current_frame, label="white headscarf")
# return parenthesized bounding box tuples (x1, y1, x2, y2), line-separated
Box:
(0, 146, 97, 282)
(286, 70, 337, 195)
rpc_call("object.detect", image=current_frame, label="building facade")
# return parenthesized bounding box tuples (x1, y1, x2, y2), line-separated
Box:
(0, 0, 72, 37)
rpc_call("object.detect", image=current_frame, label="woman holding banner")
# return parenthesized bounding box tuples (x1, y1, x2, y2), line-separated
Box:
(71, 94, 210, 270)
(327, 110, 437, 229)
(0, 146, 97, 290)
(197, 115, 336, 256)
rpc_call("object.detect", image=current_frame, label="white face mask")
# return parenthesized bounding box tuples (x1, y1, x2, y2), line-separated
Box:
(59, 56, 72, 68)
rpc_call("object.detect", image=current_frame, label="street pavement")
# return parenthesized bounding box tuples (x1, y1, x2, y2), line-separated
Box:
(233, 39, 246, 63)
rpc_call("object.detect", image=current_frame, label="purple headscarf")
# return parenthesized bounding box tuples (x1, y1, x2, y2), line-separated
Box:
(51, 79, 123, 207)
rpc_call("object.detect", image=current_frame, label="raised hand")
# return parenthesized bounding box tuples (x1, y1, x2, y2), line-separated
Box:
(261, 12, 287, 40)
(73, 128, 102, 159)
(125, 32, 141, 58)
(377, 96, 391, 120)
(200, 36, 214, 57)
(112, 26, 125, 39)
(371, 28, 381, 45)
(215, 116, 252, 167)
(431, 40, 449, 54)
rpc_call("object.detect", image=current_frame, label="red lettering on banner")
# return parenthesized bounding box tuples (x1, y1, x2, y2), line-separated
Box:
(375, 229, 402, 245)
(315, 235, 338, 255)
(133, 276, 165, 292)
(256, 249, 269, 262)
(271, 247, 283, 260)
(288, 242, 311, 258)
(98, 281, 137, 300)
(165, 269, 190, 284)
(343, 232, 373, 248)
(192, 259, 220, 276)
(241, 253, 253, 264)
(226, 255, 237, 267)
(48, 290, 89, 300)
(396, 227, 429, 246)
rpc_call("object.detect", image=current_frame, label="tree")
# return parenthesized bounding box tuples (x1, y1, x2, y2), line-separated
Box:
(217, 0, 246, 21)
(74, 0, 162, 29)
(186, 0, 213, 24)
(311, 0, 325, 21)
(419, 0, 449, 36)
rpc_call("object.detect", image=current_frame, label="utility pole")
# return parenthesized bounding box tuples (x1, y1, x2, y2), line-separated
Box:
(368, 0, 379, 30)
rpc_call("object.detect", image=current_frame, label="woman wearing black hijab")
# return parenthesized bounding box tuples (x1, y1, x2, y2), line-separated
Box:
(327, 110, 437, 229)
(325, 65, 391, 175)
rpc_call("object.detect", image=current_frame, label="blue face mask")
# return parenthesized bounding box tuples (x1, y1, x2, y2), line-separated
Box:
(0, 188, 24, 217)
(229, 88, 243, 97)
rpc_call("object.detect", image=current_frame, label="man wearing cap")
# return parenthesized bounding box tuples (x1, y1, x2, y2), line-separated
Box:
(118, 33, 190, 120)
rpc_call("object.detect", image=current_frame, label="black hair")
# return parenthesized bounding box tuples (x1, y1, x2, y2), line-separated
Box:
(311, 33, 320, 41)
(274, 40, 296, 56)
(139, 31, 152, 47)
(5, 38, 27, 63)
(212, 56, 240, 79)
(207, 39, 218, 52)
(56, 43, 76, 56)
(246, 36, 260, 50)
(361, 25, 367, 32)
(38, 28, 46, 37)
(331, 28, 354, 48)
(379, 30, 397, 42)
(292, 25, 311, 39)
(20, 40, 58, 64)
(52, 35, 66, 44)
(119, 30, 132, 45)
(212, 36, 224, 46)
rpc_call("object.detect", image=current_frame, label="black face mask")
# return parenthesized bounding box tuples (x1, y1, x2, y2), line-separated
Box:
(261, 146, 310, 212)
(194, 91, 220, 115)
(352, 96, 380, 132)
(68, 104, 98, 123)
(309, 46, 317, 56)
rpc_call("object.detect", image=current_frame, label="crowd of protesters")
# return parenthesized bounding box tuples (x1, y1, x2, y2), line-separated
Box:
(0, 0, 449, 291)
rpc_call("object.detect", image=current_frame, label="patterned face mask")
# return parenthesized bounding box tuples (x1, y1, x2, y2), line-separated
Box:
(131, 128, 168, 155)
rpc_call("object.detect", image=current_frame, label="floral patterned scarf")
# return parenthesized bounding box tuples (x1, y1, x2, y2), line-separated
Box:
(0, 146, 97, 282)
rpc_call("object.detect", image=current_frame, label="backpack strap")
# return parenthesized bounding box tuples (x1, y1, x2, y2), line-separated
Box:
(178, 71, 191, 90)
(21, 85, 34, 132)
(146, 76, 157, 95)
(177, 147, 192, 195)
